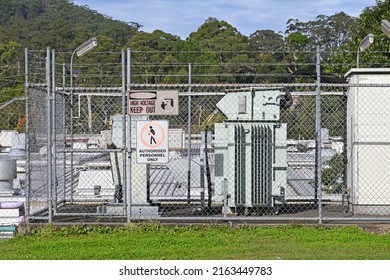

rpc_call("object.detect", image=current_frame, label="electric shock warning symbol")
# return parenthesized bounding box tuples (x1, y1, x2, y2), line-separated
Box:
(136, 120, 169, 164)
(160, 97, 175, 113)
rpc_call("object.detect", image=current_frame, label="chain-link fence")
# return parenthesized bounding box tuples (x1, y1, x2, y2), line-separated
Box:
(1, 48, 389, 227)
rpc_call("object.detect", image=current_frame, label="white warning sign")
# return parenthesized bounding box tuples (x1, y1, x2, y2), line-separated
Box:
(129, 90, 179, 116)
(136, 120, 169, 164)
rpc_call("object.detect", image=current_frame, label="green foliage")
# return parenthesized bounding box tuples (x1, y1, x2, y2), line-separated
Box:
(0, 0, 375, 88)
(0, 85, 25, 130)
(321, 94, 347, 137)
(28, 224, 121, 237)
(353, 0, 390, 67)
(71, 35, 123, 87)
(322, 153, 346, 193)
(188, 17, 249, 60)
(249, 29, 284, 53)
(0, 0, 140, 51)
(126, 30, 181, 83)
(286, 13, 357, 51)
(281, 94, 347, 140)
(187, 17, 254, 83)
(281, 95, 316, 139)
(200, 112, 225, 132)
(0, 41, 22, 89)
(0, 40, 24, 129)
(327, 0, 390, 72)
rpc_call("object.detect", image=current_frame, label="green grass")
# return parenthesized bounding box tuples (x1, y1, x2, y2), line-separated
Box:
(0, 224, 389, 260)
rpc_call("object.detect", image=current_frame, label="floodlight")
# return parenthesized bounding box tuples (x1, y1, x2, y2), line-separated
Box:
(359, 34, 374, 52)
(70, 37, 98, 88)
(357, 34, 374, 67)
(75, 37, 98, 57)
(70, 37, 98, 120)
(381, 19, 390, 39)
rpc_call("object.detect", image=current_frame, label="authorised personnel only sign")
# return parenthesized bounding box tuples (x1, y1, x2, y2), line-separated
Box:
(136, 120, 169, 163)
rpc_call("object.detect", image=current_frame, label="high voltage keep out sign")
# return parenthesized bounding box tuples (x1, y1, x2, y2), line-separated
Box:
(136, 120, 169, 163)
(129, 90, 179, 115)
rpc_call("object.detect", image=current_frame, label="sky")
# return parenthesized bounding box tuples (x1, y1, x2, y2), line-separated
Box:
(72, 0, 377, 39)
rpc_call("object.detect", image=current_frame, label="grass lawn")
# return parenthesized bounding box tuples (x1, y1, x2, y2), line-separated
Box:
(0, 224, 389, 260)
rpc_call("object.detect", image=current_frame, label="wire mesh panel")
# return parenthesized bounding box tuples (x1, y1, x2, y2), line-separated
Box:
(26, 86, 49, 217)
(319, 85, 348, 218)
(0, 99, 25, 226)
(55, 93, 126, 218)
(281, 86, 317, 218)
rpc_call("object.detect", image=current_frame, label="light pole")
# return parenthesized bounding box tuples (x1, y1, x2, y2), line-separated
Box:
(69, 37, 97, 202)
(70, 37, 97, 132)
(357, 33, 374, 68)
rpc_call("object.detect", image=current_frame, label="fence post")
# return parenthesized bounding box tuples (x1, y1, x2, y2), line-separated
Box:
(62, 63, 67, 202)
(315, 46, 323, 224)
(126, 48, 132, 221)
(46, 47, 53, 222)
(187, 63, 192, 203)
(69, 63, 74, 204)
(25, 48, 30, 222)
(52, 49, 57, 214)
(121, 49, 127, 215)
(87, 95, 92, 134)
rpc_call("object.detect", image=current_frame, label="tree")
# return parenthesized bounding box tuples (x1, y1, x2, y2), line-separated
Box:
(225, 54, 255, 83)
(284, 31, 313, 75)
(0, 0, 140, 51)
(351, 0, 390, 67)
(248, 30, 287, 83)
(249, 29, 284, 53)
(0, 41, 22, 92)
(285, 13, 357, 52)
(72, 35, 122, 87)
(126, 30, 181, 83)
(284, 13, 358, 76)
(0, 40, 24, 130)
(281, 95, 315, 139)
(189, 17, 248, 62)
(188, 17, 250, 82)
(325, 1, 390, 74)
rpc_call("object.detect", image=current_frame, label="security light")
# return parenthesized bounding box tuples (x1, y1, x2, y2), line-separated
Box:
(381, 19, 390, 39)
(75, 37, 98, 57)
(357, 34, 374, 67)
(359, 34, 374, 52)
(70, 37, 98, 88)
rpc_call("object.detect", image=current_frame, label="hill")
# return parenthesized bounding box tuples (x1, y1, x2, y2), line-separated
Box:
(0, 0, 140, 51)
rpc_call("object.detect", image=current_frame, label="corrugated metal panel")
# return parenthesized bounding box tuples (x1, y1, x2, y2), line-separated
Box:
(234, 125, 246, 206)
(251, 125, 272, 206)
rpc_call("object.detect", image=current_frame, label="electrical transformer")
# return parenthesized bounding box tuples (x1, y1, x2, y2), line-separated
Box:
(214, 89, 288, 214)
